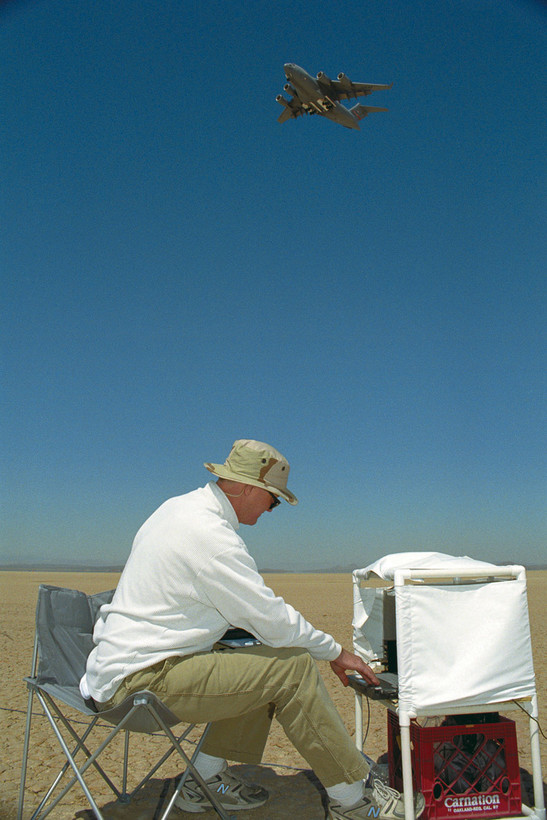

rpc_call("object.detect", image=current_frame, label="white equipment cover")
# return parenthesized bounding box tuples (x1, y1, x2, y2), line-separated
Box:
(353, 552, 537, 713)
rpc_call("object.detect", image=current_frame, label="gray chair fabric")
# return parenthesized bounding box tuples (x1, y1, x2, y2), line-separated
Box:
(35, 585, 114, 687)
(18, 584, 235, 820)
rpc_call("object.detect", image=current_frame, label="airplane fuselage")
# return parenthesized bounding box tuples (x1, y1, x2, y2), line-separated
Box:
(283, 63, 359, 129)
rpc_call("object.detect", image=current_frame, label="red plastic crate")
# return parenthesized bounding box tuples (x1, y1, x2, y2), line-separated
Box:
(387, 711, 522, 819)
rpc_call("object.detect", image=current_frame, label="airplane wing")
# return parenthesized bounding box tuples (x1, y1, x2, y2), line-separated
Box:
(318, 71, 392, 101)
(350, 104, 389, 120)
(332, 80, 393, 100)
(277, 107, 293, 124)
(276, 95, 304, 123)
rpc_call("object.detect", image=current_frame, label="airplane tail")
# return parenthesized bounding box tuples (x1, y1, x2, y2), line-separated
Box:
(350, 104, 388, 121)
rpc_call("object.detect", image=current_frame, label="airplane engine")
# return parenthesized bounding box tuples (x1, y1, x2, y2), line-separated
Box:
(276, 95, 290, 107)
(316, 71, 331, 83)
(284, 83, 296, 96)
(337, 73, 354, 90)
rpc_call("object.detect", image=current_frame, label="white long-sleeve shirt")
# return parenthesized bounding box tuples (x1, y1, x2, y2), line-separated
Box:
(81, 481, 341, 702)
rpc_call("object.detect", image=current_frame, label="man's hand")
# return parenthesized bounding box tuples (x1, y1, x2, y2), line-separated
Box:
(330, 648, 380, 687)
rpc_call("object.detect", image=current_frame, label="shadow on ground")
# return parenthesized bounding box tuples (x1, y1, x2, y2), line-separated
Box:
(520, 766, 547, 807)
(74, 764, 329, 819)
(59, 761, 547, 819)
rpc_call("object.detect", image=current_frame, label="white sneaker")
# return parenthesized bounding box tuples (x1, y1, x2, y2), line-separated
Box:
(174, 763, 269, 813)
(328, 778, 426, 820)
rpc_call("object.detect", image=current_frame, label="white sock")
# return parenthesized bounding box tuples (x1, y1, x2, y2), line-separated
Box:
(326, 779, 365, 807)
(193, 751, 226, 780)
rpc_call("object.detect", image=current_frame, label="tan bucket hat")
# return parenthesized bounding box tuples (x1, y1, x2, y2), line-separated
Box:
(205, 439, 298, 505)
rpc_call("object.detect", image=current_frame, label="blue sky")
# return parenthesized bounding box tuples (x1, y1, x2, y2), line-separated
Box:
(1, 0, 545, 570)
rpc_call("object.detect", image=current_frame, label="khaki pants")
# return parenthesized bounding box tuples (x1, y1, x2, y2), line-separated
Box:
(100, 645, 369, 788)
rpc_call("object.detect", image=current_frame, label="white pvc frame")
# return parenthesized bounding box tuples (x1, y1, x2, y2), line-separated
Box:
(352, 566, 545, 820)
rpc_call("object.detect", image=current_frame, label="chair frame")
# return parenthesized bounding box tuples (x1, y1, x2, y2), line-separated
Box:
(18, 585, 237, 820)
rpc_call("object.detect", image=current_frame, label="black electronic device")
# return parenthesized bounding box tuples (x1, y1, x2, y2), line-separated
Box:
(347, 671, 398, 700)
(218, 627, 261, 648)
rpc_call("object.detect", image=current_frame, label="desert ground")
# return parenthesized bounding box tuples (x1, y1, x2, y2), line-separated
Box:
(1, 570, 545, 819)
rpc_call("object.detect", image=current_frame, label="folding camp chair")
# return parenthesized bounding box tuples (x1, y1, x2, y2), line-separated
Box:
(18, 584, 237, 820)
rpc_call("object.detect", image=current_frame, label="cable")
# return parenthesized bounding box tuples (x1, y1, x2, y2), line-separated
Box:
(362, 694, 371, 748)
(0, 704, 181, 737)
(0, 704, 317, 770)
(511, 700, 547, 739)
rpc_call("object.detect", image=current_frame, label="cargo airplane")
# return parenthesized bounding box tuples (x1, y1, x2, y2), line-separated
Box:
(277, 63, 392, 130)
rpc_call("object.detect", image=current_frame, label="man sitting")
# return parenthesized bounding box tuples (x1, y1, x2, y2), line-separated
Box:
(81, 439, 424, 819)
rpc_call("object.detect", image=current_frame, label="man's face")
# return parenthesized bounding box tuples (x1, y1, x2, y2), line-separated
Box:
(238, 485, 276, 526)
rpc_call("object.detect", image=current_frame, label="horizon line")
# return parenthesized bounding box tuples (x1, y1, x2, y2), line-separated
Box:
(1, 562, 546, 574)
